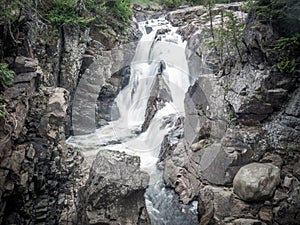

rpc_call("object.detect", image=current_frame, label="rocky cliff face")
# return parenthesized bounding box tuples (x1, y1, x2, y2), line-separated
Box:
(0, 56, 84, 224)
(1, 2, 299, 225)
(160, 2, 300, 225)
(0, 7, 144, 225)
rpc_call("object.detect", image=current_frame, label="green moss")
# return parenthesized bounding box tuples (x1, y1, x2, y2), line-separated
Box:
(277, 57, 296, 74)
(0, 63, 14, 86)
(275, 34, 300, 51)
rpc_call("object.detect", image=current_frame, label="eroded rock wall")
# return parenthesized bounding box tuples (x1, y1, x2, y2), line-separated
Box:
(0, 10, 143, 225)
(160, 3, 300, 225)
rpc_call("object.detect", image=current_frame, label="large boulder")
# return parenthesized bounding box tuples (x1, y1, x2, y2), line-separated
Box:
(80, 150, 150, 225)
(233, 163, 281, 202)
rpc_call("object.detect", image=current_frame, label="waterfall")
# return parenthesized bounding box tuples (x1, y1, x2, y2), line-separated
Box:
(68, 17, 198, 225)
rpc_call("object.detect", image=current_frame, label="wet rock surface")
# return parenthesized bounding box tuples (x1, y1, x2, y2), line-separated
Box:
(157, 2, 300, 225)
(1, 3, 300, 225)
(79, 150, 150, 225)
(0, 9, 142, 224)
(73, 40, 138, 135)
(142, 61, 172, 132)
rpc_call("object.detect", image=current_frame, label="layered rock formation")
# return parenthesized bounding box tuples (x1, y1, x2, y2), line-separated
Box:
(0, 4, 144, 224)
(0, 56, 84, 224)
(159, 2, 300, 225)
(142, 60, 173, 132)
(1, 2, 299, 225)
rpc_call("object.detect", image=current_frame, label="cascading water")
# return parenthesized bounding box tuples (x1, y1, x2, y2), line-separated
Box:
(68, 17, 198, 225)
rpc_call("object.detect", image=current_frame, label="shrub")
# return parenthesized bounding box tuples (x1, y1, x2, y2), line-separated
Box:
(48, 0, 94, 26)
(0, 63, 14, 86)
(277, 58, 296, 74)
(275, 34, 300, 51)
(111, 0, 132, 23)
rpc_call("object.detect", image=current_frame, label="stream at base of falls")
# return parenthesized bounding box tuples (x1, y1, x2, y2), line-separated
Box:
(67, 17, 199, 225)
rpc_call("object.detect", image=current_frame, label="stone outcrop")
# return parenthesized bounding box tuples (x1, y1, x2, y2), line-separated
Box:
(198, 185, 265, 225)
(163, 140, 201, 204)
(0, 6, 142, 224)
(233, 163, 281, 202)
(0, 56, 85, 224)
(73, 40, 138, 135)
(158, 2, 300, 225)
(96, 66, 131, 127)
(79, 150, 150, 225)
(142, 61, 172, 132)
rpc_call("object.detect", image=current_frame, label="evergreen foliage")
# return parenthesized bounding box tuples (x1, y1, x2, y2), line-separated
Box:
(251, 0, 300, 36)
(0, 63, 14, 86)
(109, 0, 132, 23)
(48, 0, 94, 26)
(0, 63, 14, 119)
(275, 34, 300, 75)
(207, 11, 245, 63)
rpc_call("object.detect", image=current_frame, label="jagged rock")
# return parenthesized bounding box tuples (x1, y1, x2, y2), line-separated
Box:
(190, 139, 209, 152)
(58, 25, 89, 94)
(80, 150, 150, 225)
(166, 6, 206, 27)
(163, 140, 201, 204)
(274, 179, 300, 225)
(184, 75, 226, 145)
(133, 6, 166, 22)
(47, 88, 69, 121)
(233, 163, 281, 202)
(260, 153, 283, 169)
(96, 66, 130, 125)
(142, 61, 172, 132)
(14, 56, 38, 74)
(199, 143, 234, 185)
(1, 57, 41, 144)
(158, 117, 184, 163)
(198, 127, 267, 185)
(265, 88, 300, 151)
(198, 185, 262, 224)
(72, 41, 137, 135)
(259, 206, 273, 222)
(145, 26, 153, 34)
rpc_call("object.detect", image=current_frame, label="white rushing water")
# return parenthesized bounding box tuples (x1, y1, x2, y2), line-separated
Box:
(68, 17, 198, 225)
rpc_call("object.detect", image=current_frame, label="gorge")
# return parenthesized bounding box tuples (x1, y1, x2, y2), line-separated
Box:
(0, 1, 300, 225)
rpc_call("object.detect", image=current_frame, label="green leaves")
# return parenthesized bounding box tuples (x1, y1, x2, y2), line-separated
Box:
(48, 0, 94, 26)
(0, 62, 13, 119)
(252, 0, 300, 36)
(110, 0, 132, 23)
(206, 10, 245, 63)
(0, 63, 14, 87)
(277, 58, 296, 74)
(275, 35, 300, 51)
